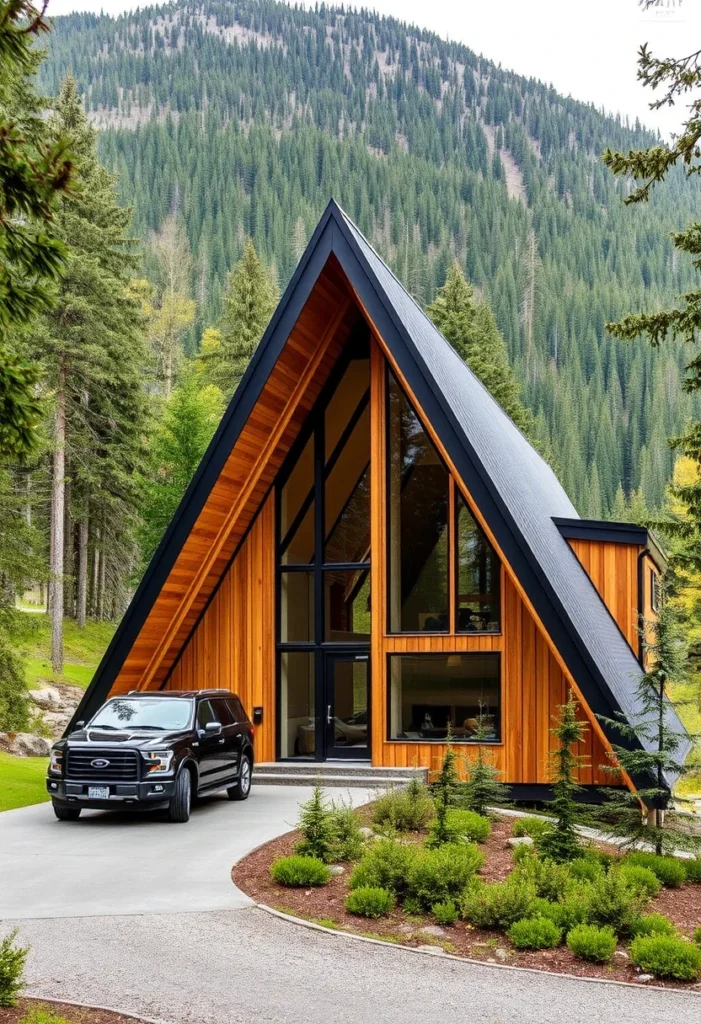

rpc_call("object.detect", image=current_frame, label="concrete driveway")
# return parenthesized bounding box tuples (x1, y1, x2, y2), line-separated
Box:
(0, 786, 374, 919)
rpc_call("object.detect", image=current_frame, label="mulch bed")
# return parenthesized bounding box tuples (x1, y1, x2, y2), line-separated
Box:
(232, 812, 701, 990)
(0, 999, 149, 1024)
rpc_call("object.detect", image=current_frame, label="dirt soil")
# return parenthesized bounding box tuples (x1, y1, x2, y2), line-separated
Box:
(232, 814, 701, 990)
(0, 999, 149, 1024)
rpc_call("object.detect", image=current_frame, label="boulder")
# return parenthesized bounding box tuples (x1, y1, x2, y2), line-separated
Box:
(9, 732, 51, 757)
(0, 732, 11, 753)
(506, 836, 533, 848)
(359, 826, 375, 839)
(27, 686, 63, 711)
(418, 925, 445, 938)
(329, 865, 345, 876)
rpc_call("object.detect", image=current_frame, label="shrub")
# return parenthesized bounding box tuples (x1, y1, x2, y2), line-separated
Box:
(515, 857, 571, 901)
(427, 809, 490, 846)
(329, 799, 365, 862)
(587, 871, 643, 934)
(512, 842, 537, 865)
(512, 816, 554, 842)
(349, 839, 417, 894)
(566, 924, 617, 962)
(270, 855, 331, 888)
(432, 899, 458, 926)
(625, 852, 686, 888)
(402, 895, 424, 917)
(569, 857, 602, 883)
(372, 779, 435, 833)
(630, 913, 677, 938)
(507, 916, 562, 950)
(431, 745, 460, 845)
(683, 858, 701, 884)
(407, 843, 484, 909)
(460, 878, 537, 929)
(0, 929, 29, 1008)
(530, 885, 591, 931)
(295, 786, 335, 862)
(694, 925, 701, 946)
(630, 935, 701, 981)
(617, 864, 661, 900)
(18, 1010, 71, 1024)
(345, 886, 395, 918)
(460, 743, 508, 816)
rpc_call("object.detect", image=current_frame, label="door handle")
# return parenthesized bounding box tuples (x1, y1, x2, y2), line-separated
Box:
(327, 704, 333, 724)
(218, 738, 225, 744)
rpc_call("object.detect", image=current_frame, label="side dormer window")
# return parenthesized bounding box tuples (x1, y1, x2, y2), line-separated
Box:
(650, 568, 660, 614)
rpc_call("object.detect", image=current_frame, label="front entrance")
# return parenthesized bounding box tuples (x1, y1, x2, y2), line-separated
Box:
(324, 651, 370, 759)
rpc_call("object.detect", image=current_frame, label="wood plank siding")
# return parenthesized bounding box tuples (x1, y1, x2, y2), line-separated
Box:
(566, 538, 643, 651)
(164, 493, 276, 764)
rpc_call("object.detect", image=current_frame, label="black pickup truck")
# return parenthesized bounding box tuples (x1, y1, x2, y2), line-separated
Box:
(47, 689, 254, 822)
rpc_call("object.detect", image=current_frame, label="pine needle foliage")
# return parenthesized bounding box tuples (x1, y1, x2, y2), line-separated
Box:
(598, 588, 701, 855)
(539, 690, 587, 863)
(431, 736, 460, 846)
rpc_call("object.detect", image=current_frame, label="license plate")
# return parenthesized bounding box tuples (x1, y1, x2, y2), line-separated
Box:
(88, 786, 109, 799)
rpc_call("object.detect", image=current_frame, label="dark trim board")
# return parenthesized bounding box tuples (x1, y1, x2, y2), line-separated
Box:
(507, 784, 627, 805)
(553, 517, 667, 570)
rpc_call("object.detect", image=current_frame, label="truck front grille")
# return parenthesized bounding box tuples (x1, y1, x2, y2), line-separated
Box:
(66, 749, 139, 782)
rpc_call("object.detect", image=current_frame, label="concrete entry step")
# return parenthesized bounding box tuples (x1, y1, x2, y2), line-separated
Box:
(253, 761, 428, 788)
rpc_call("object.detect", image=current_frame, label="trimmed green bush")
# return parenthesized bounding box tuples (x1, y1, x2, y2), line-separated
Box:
(432, 899, 458, 926)
(587, 871, 643, 934)
(569, 857, 602, 883)
(460, 878, 537, 929)
(566, 924, 617, 962)
(515, 857, 571, 901)
(372, 781, 435, 833)
(427, 808, 491, 846)
(349, 839, 417, 894)
(694, 925, 701, 946)
(529, 885, 591, 931)
(507, 916, 562, 950)
(630, 934, 701, 981)
(0, 929, 29, 1008)
(512, 842, 537, 864)
(511, 816, 554, 842)
(625, 852, 686, 888)
(406, 843, 484, 909)
(18, 1010, 72, 1024)
(345, 886, 395, 918)
(630, 913, 677, 938)
(270, 855, 331, 888)
(617, 864, 661, 900)
(683, 858, 701, 884)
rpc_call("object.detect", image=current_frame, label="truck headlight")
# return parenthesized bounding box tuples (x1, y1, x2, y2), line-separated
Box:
(49, 749, 64, 776)
(140, 750, 174, 773)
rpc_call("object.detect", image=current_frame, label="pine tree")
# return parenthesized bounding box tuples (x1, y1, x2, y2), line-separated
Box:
(295, 784, 335, 862)
(427, 262, 535, 438)
(431, 740, 460, 845)
(539, 691, 587, 863)
(148, 214, 196, 395)
(206, 238, 277, 398)
(598, 588, 700, 855)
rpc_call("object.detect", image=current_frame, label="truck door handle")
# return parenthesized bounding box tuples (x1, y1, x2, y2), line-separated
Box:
(218, 738, 225, 744)
(327, 705, 333, 724)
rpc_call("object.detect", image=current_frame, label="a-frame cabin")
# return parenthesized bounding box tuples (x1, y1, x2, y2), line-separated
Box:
(72, 201, 685, 796)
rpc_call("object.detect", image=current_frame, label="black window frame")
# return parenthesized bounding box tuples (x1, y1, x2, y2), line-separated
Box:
(385, 651, 502, 744)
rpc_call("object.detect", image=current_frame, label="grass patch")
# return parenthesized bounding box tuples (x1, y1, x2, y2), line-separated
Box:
(19, 616, 115, 691)
(0, 752, 49, 811)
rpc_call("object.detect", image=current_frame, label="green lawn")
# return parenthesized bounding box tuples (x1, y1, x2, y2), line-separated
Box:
(19, 616, 115, 691)
(0, 752, 49, 811)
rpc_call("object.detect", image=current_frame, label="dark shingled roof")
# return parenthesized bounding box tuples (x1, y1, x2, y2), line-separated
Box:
(72, 200, 690, 781)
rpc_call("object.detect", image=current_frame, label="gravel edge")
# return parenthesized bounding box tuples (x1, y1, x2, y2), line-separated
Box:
(257, 904, 701, 996)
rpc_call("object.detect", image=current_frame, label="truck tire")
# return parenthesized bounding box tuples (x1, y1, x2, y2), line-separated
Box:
(227, 755, 252, 801)
(53, 801, 81, 821)
(168, 767, 192, 822)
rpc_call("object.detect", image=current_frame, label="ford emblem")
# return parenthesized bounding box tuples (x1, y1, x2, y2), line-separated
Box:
(91, 758, 110, 768)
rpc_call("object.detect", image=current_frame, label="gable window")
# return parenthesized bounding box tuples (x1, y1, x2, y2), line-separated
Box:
(387, 370, 501, 634)
(388, 653, 500, 742)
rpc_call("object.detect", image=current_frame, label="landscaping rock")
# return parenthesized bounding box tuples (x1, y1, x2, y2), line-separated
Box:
(613, 950, 629, 960)
(329, 865, 345, 876)
(506, 836, 533, 848)
(415, 944, 445, 955)
(637, 974, 654, 983)
(359, 826, 375, 839)
(0, 732, 11, 752)
(419, 925, 445, 938)
(9, 732, 51, 757)
(495, 948, 509, 961)
(27, 686, 63, 710)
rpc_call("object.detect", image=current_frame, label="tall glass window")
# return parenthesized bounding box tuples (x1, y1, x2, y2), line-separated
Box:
(456, 492, 501, 632)
(387, 371, 449, 632)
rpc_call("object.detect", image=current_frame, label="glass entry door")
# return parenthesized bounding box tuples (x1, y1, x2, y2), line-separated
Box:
(324, 651, 370, 760)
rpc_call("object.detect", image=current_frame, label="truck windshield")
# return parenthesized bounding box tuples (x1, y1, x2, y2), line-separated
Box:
(89, 698, 193, 731)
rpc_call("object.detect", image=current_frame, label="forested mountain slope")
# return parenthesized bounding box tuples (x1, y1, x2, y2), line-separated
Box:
(41, 0, 701, 517)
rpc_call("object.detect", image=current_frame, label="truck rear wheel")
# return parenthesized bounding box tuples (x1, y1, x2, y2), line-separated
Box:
(168, 767, 192, 822)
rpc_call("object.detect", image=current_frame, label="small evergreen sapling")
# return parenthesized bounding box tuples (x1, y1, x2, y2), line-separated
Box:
(539, 691, 587, 862)
(296, 785, 335, 862)
(462, 706, 508, 815)
(0, 928, 28, 1007)
(431, 737, 460, 846)
(598, 590, 700, 856)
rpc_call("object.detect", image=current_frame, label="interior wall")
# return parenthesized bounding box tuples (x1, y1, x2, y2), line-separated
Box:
(164, 492, 276, 764)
